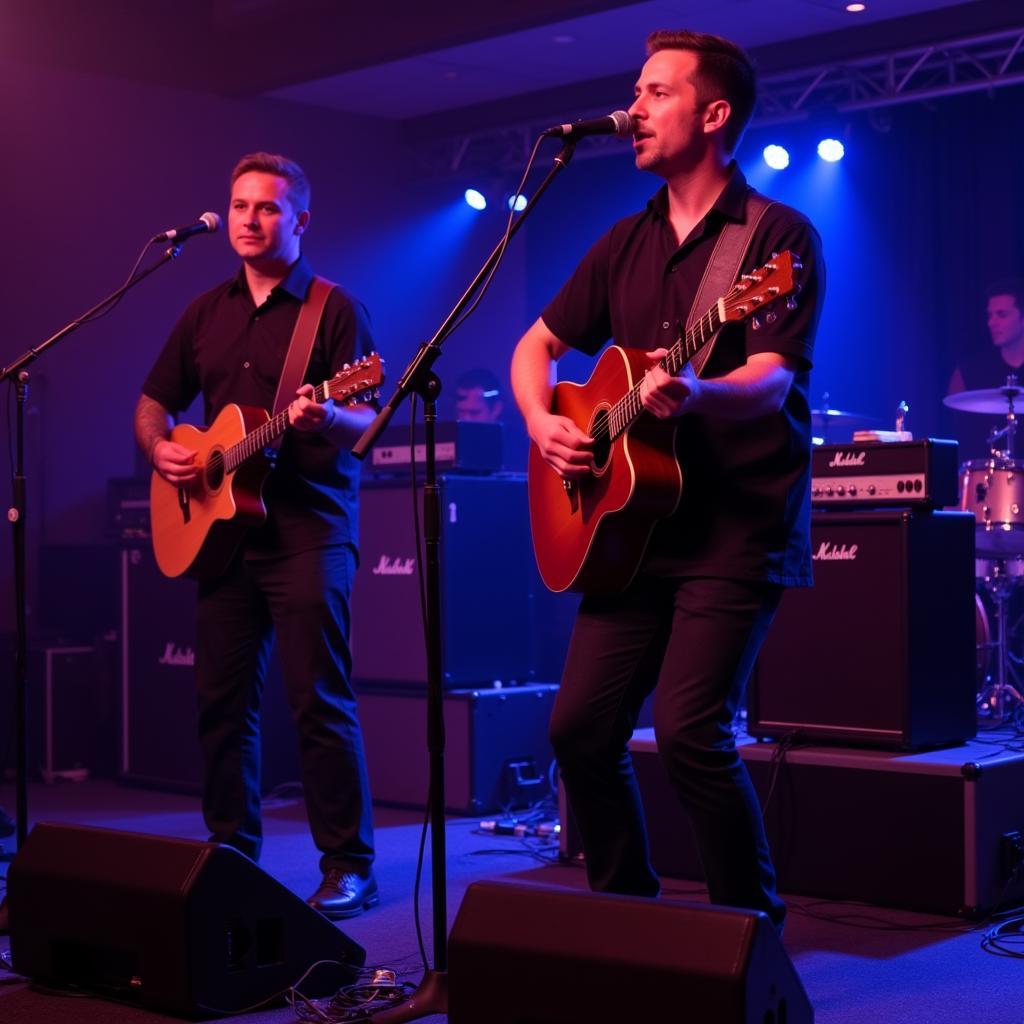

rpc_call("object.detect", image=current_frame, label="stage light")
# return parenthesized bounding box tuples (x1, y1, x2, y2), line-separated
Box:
(464, 188, 487, 210)
(507, 193, 528, 212)
(762, 145, 790, 170)
(845, 3, 866, 11)
(817, 138, 845, 163)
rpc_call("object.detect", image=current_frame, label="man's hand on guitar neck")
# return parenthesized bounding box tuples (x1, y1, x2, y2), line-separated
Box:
(527, 411, 595, 480)
(640, 348, 701, 419)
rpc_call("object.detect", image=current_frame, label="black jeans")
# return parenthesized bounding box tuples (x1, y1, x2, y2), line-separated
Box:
(552, 574, 784, 925)
(195, 543, 374, 873)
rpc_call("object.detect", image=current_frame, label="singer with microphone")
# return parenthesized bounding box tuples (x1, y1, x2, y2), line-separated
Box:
(134, 152, 379, 919)
(511, 30, 824, 932)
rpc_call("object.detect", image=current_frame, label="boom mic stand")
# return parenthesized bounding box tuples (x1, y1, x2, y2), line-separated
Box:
(0, 241, 189, 927)
(352, 139, 577, 1022)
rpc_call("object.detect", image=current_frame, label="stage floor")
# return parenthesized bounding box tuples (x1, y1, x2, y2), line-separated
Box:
(1, 774, 1023, 1023)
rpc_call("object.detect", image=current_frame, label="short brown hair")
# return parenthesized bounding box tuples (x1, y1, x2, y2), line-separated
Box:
(646, 30, 757, 152)
(230, 152, 310, 212)
(986, 278, 1024, 313)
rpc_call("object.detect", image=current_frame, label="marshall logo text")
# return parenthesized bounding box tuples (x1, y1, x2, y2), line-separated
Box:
(814, 542, 859, 561)
(159, 643, 195, 667)
(827, 451, 867, 468)
(372, 555, 416, 576)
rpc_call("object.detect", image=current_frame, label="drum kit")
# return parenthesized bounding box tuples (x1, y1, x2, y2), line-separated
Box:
(944, 376, 1024, 722)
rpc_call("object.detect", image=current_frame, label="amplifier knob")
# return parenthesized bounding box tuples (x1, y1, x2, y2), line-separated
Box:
(849, 484, 858, 496)
(826, 486, 834, 496)
(867, 484, 876, 495)
(837, 485, 845, 496)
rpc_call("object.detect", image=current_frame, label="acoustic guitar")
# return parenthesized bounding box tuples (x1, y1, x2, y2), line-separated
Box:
(150, 353, 384, 579)
(528, 252, 800, 594)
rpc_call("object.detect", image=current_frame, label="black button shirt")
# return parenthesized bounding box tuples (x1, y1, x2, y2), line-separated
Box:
(542, 164, 825, 586)
(143, 255, 377, 556)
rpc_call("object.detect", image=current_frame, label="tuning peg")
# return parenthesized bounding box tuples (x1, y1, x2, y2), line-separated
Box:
(751, 316, 762, 330)
(793, 259, 804, 272)
(771, 251, 779, 259)
(786, 296, 798, 311)
(765, 310, 778, 325)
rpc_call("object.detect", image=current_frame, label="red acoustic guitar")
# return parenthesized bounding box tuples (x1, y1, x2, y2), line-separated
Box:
(150, 354, 384, 579)
(528, 252, 800, 594)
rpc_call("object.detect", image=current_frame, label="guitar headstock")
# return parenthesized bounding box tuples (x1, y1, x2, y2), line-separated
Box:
(721, 251, 801, 326)
(325, 353, 385, 405)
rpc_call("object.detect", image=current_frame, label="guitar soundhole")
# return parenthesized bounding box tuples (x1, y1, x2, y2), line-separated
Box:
(591, 408, 612, 472)
(206, 449, 225, 491)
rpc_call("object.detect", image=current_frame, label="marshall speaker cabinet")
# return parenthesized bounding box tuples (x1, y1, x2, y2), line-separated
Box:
(120, 547, 299, 793)
(352, 475, 544, 688)
(749, 509, 977, 750)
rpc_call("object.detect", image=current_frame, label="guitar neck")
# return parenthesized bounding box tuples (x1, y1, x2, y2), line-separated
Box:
(223, 380, 331, 473)
(605, 303, 723, 440)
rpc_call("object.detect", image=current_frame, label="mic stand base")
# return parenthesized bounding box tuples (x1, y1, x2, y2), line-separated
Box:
(370, 969, 448, 1022)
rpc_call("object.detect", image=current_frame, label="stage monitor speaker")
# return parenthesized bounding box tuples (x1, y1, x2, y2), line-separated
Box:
(750, 509, 977, 749)
(448, 881, 812, 1024)
(8, 822, 365, 1017)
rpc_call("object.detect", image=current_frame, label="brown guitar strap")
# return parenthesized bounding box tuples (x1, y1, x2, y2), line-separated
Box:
(685, 189, 775, 378)
(270, 275, 336, 435)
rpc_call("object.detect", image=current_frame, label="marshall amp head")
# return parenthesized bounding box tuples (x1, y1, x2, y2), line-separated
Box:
(811, 438, 959, 509)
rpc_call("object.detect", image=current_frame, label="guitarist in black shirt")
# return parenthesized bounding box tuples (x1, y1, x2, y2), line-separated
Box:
(135, 152, 379, 920)
(512, 31, 824, 931)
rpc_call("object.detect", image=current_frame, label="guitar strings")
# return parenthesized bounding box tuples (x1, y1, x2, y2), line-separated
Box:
(587, 305, 722, 444)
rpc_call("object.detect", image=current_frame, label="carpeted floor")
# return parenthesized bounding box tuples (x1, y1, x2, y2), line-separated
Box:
(1, 780, 1022, 1023)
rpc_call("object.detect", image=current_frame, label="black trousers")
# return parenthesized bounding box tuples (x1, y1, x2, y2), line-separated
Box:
(195, 543, 374, 873)
(552, 574, 785, 925)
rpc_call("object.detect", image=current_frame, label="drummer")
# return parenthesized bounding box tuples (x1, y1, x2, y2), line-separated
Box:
(947, 278, 1024, 457)
(948, 279, 1024, 395)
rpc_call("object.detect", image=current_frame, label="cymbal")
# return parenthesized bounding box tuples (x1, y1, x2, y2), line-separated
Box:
(810, 408, 877, 430)
(943, 385, 1024, 414)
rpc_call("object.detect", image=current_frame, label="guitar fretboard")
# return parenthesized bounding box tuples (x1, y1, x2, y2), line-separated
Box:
(223, 380, 330, 474)
(605, 305, 722, 440)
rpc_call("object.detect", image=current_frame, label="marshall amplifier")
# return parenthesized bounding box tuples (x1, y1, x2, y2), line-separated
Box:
(811, 438, 959, 508)
(369, 420, 503, 475)
(352, 475, 539, 688)
(120, 547, 299, 793)
(749, 509, 976, 750)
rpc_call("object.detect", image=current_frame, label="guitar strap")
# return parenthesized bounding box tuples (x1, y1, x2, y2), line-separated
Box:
(685, 189, 776, 378)
(270, 275, 336, 441)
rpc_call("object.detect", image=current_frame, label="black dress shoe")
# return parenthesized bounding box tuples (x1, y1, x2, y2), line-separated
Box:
(306, 869, 379, 920)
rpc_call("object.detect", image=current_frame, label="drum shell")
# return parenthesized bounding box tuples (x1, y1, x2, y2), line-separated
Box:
(960, 459, 1024, 556)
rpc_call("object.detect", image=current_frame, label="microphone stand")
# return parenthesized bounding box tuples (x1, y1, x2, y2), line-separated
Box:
(353, 139, 577, 1022)
(0, 242, 187, 924)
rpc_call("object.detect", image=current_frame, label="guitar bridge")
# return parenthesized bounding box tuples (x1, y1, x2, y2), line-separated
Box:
(563, 477, 579, 514)
(178, 487, 191, 525)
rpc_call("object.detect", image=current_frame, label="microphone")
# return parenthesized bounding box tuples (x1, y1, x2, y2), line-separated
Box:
(152, 212, 221, 244)
(542, 110, 634, 140)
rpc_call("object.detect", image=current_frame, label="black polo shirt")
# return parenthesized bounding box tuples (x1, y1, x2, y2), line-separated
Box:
(143, 255, 377, 556)
(542, 164, 825, 586)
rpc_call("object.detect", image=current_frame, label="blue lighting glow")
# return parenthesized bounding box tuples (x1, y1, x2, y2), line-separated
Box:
(507, 193, 528, 212)
(464, 188, 487, 210)
(817, 138, 845, 162)
(762, 145, 790, 170)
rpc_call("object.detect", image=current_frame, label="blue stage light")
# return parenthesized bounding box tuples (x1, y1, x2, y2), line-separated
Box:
(762, 145, 790, 170)
(464, 188, 487, 210)
(817, 138, 845, 163)
(507, 193, 528, 212)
